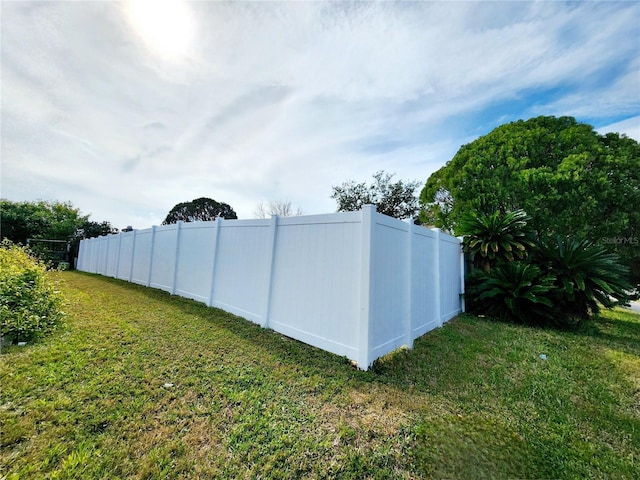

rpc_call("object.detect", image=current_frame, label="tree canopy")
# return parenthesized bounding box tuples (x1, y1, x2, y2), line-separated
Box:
(162, 197, 238, 224)
(331, 171, 420, 219)
(74, 220, 118, 240)
(1, 199, 117, 268)
(420, 116, 640, 287)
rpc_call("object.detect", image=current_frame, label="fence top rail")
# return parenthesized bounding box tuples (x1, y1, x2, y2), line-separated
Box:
(155, 224, 179, 232)
(278, 210, 362, 226)
(219, 219, 271, 228)
(178, 220, 217, 229)
(372, 212, 410, 232)
(439, 233, 463, 245)
(411, 227, 437, 239)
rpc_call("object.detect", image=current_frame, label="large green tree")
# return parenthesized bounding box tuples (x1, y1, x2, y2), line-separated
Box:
(420, 116, 640, 287)
(162, 197, 238, 224)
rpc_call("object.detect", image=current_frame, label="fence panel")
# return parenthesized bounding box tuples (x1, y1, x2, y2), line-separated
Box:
(97, 236, 109, 275)
(79, 238, 91, 273)
(131, 228, 153, 286)
(268, 212, 363, 360)
(105, 234, 119, 278)
(174, 221, 217, 304)
(439, 235, 463, 322)
(116, 231, 135, 281)
(149, 223, 179, 293)
(410, 227, 439, 338)
(210, 220, 272, 324)
(370, 214, 410, 360)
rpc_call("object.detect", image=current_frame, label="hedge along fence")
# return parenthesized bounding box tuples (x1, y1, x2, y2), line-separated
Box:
(77, 206, 464, 369)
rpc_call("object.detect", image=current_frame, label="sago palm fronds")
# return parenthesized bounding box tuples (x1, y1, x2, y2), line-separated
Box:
(458, 209, 536, 272)
(537, 237, 631, 319)
(465, 262, 555, 325)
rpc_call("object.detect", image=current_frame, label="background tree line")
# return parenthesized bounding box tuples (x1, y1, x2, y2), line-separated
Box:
(0, 200, 117, 267)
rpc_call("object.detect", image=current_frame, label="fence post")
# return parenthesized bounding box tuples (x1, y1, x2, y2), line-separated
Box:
(458, 237, 465, 313)
(87, 239, 92, 272)
(405, 219, 414, 349)
(207, 217, 223, 307)
(357, 205, 376, 369)
(129, 229, 137, 283)
(97, 238, 102, 274)
(90, 239, 94, 272)
(103, 236, 110, 276)
(147, 226, 157, 288)
(261, 214, 279, 328)
(115, 233, 122, 279)
(171, 221, 183, 295)
(95, 237, 101, 274)
(433, 228, 442, 327)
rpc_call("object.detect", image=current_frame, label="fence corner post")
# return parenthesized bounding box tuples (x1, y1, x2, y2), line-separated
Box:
(357, 205, 376, 370)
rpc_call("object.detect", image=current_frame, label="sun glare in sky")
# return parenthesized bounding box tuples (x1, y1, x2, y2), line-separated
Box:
(124, 0, 194, 60)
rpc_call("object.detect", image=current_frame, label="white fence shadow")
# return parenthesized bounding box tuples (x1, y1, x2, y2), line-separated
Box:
(77, 206, 464, 369)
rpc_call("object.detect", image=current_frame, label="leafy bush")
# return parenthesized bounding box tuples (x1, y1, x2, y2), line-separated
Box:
(460, 204, 633, 329)
(458, 209, 535, 272)
(465, 237, 632, 329)
(465, 262, 555, 326)
(0, 240, 65, 344)
(535, 237, 631, 322)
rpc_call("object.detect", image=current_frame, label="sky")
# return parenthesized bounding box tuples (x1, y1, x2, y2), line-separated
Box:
(2, 0, 639, 230)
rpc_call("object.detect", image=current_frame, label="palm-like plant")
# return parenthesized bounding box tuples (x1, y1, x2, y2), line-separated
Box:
(458, 209, 536, 272)
(465, 262, 555, 325)
(536, 237, 631, 321)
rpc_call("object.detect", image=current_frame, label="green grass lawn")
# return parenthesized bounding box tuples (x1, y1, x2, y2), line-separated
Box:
(1, 272, 639, 479)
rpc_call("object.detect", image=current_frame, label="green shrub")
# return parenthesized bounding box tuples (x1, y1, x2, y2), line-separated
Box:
(466, 238, 632, 329)
(0, 240, 65, 344)
(535, 237, 631, 323)
(457, 209, 535, 272)
(465, 262, 556, 326)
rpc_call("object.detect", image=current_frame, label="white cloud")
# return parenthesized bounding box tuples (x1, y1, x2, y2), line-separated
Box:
(1, 1, 638, 229)
(597, 116, 640, 141)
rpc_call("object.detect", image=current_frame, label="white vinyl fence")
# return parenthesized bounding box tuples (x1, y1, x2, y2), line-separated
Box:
(77, 206, 464, 369)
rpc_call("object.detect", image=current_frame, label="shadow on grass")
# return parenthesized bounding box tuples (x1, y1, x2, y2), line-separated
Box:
(68, 272, 363, 382)
(570, 310, 640, 357)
